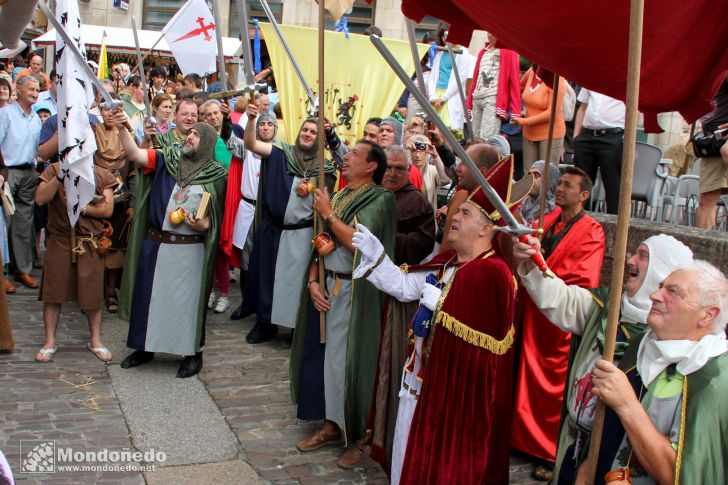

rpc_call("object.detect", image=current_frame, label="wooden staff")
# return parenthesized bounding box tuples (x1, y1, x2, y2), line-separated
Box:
(583, 0, 645, 483)
(537, 72, 561, 234)
(317, 0, 326, 344)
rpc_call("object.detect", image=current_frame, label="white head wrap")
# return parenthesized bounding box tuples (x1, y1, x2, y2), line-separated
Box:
(637, 330, 727, 386)
(621, 234, 694, 324)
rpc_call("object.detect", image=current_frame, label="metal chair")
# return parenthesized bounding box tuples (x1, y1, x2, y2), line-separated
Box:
(663, 174, 700, 226)
(589, 169, 607, 213)
(717, 195, 728, 231)
(630, 142, 670, 221)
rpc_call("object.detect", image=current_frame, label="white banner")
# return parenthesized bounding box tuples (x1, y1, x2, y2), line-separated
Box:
(162, 0, 218, 76)
(55, 0, 97, 226)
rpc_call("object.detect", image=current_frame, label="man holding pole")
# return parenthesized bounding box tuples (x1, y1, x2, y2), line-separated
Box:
(587, 261, 728, 485)
(512, 233, 694, 483)
(291, 140, 396, 469)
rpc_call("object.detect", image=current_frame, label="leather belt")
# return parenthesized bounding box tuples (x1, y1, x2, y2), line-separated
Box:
(147, 226, 204, 244)
(242, 196, 257, 206)
(582, 127, 624, 137)
(8, 164, 34, 170)
(263, 207, 313, 231)
(325, 269, 352, 280)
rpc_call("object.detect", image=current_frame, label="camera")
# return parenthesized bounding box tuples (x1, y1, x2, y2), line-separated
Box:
(692, 130, 727, 158)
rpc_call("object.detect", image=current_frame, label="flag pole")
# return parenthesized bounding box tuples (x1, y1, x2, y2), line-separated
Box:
(316, 0, 327, 344)
(583, 0, 644, 482)
(537, 72, 560, 234)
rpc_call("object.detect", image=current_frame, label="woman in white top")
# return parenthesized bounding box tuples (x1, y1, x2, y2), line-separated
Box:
(406, 134, 451, 211)
(427, 23, 472, 132)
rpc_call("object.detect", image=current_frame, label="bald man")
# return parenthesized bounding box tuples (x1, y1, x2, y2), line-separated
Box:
(438, 143, 500, 253)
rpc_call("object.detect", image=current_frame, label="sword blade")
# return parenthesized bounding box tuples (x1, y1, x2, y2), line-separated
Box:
(446, 44, 474, 144)
(369, 34, 528, 235)
(405, 19, 427, 99)
(235, 0, 255, 86)
(259, 0, 316, 108)
(38, 1, 118, 108)
(131, 17, 154, 120)
(210, 0, 227, 92)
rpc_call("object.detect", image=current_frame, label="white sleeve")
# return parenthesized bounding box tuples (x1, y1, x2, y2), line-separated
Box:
(360, 255, 427, 303)
(517, 261, 598, 335)
(577, 87, 591, 104)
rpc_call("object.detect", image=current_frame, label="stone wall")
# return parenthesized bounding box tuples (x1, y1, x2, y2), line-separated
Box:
(591, 213, 728, 286)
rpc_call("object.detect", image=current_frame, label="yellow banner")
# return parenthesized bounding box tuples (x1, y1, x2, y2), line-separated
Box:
(98, 31, 108, 80)
(258, 24, 428, 144)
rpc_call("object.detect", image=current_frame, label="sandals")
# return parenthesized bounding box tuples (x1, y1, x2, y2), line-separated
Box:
(35, 346, 58, 363)
(531, 465, 554, 482)
(87, 343, 112, 362)
(106, 296, 119, 314)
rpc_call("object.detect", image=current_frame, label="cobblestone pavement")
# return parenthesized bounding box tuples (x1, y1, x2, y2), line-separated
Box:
(0, 270, 540, 484)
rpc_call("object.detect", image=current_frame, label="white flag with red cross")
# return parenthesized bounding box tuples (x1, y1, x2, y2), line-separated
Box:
(162, 0, 217, 76)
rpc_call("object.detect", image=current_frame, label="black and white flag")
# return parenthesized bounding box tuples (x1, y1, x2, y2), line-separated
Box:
(55, 0, 97, 226)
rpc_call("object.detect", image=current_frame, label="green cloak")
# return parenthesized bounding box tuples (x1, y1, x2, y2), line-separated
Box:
(617, 334, 728, 485)
(118, 147, 227, 352)
(289, 185, 396, 446)
(553, 285, 649, 482)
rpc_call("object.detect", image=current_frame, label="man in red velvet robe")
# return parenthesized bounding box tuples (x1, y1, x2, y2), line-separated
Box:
(353, 156, 532, 484)
(511, 166, 605, 480)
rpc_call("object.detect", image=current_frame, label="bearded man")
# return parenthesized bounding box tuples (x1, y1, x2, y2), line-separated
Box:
(238, 101, 336, 343)
(114, 110, 227, 378)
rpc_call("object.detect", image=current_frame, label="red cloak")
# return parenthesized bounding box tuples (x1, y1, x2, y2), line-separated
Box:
(510, 210, 605, 461)
(219, 155, 242, 268)
(399, 249, 517, 484)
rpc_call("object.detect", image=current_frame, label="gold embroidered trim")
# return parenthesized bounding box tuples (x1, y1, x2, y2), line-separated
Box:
(436, 311, 515, 355)
(590, 293, 605, 308)
(674, 375, 688, 484)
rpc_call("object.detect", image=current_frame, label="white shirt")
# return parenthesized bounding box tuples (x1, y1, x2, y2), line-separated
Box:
(578, 88, 626, 129)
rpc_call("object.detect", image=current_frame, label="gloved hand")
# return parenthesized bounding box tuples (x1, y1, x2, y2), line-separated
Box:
(419, 276, 442, 311)
(352, 223, 384, 266)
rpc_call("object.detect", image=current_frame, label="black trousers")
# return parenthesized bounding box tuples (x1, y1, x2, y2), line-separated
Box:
(574, 132, 623, 214)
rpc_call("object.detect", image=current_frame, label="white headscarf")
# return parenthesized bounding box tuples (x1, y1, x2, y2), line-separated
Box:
(637, 330, 727, 386)
(621, 234, 694, 324)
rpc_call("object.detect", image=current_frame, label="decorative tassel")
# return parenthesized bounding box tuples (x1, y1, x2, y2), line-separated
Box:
(335, 17, 350, 39)
(253, 18, 262, 73)
(436, 312, 515, 355)
(428, 41, 438, 69)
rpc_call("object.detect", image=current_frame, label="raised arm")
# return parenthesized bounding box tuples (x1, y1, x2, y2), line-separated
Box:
(112, 110, 149, 167)
(513, 236, 596, 335)
(243, 102, 272, 157)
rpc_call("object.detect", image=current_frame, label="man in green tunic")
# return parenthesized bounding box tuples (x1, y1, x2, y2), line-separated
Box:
(290, 140, 396, 469)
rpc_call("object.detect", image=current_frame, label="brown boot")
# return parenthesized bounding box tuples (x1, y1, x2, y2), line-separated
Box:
(337, 440, 365, 469)
(296, 420, 342, 452)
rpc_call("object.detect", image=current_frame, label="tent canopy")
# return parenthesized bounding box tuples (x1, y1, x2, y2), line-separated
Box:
(400, 0, 728, 132)
(33, 24, 241, 61)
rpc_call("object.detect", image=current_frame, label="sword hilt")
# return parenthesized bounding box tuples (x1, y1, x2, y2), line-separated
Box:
(517, 234, 554, 278)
